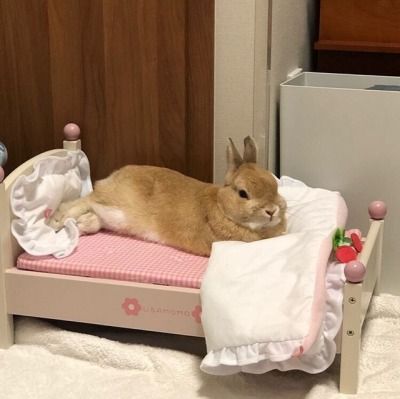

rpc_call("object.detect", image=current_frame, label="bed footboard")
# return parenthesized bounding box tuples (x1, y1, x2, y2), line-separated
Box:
(339, 201, 386, 394)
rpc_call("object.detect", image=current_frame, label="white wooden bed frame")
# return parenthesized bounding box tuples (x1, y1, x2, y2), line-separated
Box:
(0, 125, 386, 394)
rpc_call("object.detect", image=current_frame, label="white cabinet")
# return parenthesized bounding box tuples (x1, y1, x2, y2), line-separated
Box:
(280, 72, 400, 294)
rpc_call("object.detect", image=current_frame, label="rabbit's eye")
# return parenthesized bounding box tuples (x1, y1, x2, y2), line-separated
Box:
(238, 189, 249, 199)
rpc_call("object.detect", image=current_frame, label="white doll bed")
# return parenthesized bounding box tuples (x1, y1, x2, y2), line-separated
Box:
(0, 125, 386, 394)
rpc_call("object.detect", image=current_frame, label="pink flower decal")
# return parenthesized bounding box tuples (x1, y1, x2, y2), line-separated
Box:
(44, 208, 53, 219)
(122, 298, 141, 316)
(191, 305, 202, 324)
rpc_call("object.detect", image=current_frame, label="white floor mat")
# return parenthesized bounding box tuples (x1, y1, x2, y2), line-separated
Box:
(1, 294, 400, 399)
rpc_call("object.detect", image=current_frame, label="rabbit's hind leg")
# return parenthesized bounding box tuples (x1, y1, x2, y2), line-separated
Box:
(76, 212, 102, 235)
(48, 198, 91, 231)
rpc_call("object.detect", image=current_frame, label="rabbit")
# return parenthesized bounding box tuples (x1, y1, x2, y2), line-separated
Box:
(48, 136, 287, 256)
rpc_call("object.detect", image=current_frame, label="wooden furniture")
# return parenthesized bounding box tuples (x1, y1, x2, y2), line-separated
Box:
(0, 125, 387, 394)
(315, 0, 400, 76)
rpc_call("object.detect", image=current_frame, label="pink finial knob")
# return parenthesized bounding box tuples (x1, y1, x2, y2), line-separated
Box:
(0, 166, 4, 183)
(344, 260, 366, 283)
(63, 123, 81, 140)
(368, 200, 387, 220)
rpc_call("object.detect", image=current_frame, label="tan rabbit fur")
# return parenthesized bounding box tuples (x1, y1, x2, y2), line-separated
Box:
(49, 137, 286, 256)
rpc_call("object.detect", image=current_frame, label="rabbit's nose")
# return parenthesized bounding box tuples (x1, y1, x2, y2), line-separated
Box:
(266, 206, 278, 218)
(265, 210, 274, 218)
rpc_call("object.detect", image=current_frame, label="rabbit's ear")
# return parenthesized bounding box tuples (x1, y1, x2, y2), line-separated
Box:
(225, 138, 243, 183)
(243, 136, 257, 163)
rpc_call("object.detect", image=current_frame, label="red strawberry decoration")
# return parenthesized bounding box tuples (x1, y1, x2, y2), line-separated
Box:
(350, 233, 363, 253)
(333, 228, 363, 263)
(336, 245, 357, 263)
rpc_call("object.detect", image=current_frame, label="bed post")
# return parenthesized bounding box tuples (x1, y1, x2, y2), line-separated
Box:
(63, 123, 81, 151)
(0, 155, 14, 348)
(339, 201, 386, 394)
(368, 201, 386, 296)
(339, 273, 363, 394)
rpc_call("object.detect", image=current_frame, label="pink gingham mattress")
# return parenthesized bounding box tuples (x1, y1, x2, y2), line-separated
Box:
(17, 231, 209, 289)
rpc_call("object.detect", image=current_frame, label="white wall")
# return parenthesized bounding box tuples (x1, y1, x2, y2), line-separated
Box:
(214, 0, 316, 182)
(267, 0, 316, 172)
(213, 0, 269, 184)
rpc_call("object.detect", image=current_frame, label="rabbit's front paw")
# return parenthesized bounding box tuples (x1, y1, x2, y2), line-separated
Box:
(47, 209, 68, 231)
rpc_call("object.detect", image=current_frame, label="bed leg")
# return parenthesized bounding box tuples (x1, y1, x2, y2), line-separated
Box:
(0, 271, 13, 348)
(0, 263, 13, 348)
(339, 282, 362, 394)
(0, 313, 14, 349)
(0, 174, 14, 348)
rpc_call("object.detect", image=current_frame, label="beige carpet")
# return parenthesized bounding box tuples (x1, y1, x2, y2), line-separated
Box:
(1, 294, 400, 399)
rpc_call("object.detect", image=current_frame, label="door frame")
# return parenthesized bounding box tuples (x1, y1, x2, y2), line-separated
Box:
(213, 0, 271, 183)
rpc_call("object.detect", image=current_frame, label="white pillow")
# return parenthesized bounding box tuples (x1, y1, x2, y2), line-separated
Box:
(11, 150, 92, 258)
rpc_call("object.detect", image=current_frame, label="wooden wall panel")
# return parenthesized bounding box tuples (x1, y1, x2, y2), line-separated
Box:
(157, 0, 186, 173)
(186, 0, 214, 182)
(0, 1, 21, 176)
(0, 0, 54, 175)
(48, 0, 85, 129)
(48, 0, 107, 179)
(0, 0, 214, 182)
(103, 0, 161, 174)
(76, 0, 108, 180)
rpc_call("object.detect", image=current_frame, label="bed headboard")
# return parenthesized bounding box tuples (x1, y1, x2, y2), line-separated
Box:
(0, 123, 82, 268)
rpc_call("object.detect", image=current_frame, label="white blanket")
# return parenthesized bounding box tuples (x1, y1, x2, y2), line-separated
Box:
(11, 151, 92, 258)
(200, 177, 348, 374)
